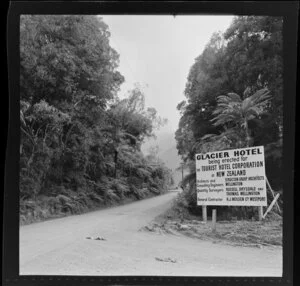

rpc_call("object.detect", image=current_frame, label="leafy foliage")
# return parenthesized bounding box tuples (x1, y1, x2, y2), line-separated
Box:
(175, 16, 283, 217)
(211, 87, 272, 146)
(20, 16, 172, 224)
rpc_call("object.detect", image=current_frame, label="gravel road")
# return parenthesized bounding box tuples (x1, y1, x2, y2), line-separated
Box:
(20, 190, 282, 276)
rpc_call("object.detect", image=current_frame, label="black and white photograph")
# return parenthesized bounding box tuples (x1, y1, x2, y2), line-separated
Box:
(4, 1, 297, 285)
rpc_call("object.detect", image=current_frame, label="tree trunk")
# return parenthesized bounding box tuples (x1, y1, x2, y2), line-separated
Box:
(114, 150, 118, 178)
(244, 119, 251, 147)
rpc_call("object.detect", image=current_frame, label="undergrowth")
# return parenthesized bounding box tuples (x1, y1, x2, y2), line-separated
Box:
(20, 177, 168, 225)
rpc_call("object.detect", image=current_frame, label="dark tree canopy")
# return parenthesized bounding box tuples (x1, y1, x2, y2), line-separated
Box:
(175, 16, 283, 214)
(20, 15, 125, 110)
(19, 15, 172, 224)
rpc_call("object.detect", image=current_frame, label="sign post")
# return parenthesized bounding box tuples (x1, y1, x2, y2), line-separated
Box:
(202, 205, 207, 222)
(195, 146, 267, 218)
(212, 209, 217, 232)
(258, 206, 263, 221)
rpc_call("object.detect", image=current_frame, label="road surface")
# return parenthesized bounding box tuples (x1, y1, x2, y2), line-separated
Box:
(20, 190, 282, 276)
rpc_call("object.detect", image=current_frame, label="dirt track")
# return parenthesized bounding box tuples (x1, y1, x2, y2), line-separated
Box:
(20, 190, 282, 276)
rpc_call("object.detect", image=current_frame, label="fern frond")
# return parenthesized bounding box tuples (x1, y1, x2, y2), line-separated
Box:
(227, 93, 242, 102)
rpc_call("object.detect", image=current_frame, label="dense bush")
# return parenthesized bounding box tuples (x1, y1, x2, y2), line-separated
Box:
(20, 15, 172, 224)
(175, 16, 283, 219)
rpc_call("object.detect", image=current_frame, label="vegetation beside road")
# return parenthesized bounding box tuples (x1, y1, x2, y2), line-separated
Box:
(175, 16, 283, 218)
(19, 15, 284, 225)
(20, 15, 172, 225)
(142, 194, 282, 248)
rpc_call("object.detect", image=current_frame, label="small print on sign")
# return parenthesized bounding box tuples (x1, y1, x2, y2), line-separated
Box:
(195, 146, 267, 206)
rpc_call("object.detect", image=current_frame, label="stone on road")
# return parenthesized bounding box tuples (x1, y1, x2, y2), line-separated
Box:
(20, 191, 282, 276)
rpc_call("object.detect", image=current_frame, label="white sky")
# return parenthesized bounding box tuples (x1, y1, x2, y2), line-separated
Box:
(100, 15, 234, 132)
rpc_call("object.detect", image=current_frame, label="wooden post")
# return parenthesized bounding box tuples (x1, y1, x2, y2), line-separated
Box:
(212, 209, 217, 232)
(266, 177, 281, 213)
(263, 193, 280, 219)
(258, 206, 263, 221)
(202, 205, 207, 223)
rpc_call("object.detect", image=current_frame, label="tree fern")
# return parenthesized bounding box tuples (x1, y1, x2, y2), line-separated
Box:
(211, 87, 272, 146)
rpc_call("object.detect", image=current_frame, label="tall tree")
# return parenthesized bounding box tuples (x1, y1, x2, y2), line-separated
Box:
(20, 15, 124, 108)
(175, 16, 283, 215)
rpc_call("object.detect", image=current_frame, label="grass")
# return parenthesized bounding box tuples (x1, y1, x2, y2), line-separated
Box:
(20, 189, 168, 226)
(142, 196, 282, 248)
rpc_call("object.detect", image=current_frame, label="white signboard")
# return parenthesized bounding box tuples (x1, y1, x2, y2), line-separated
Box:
(195, 146, 267, 206)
